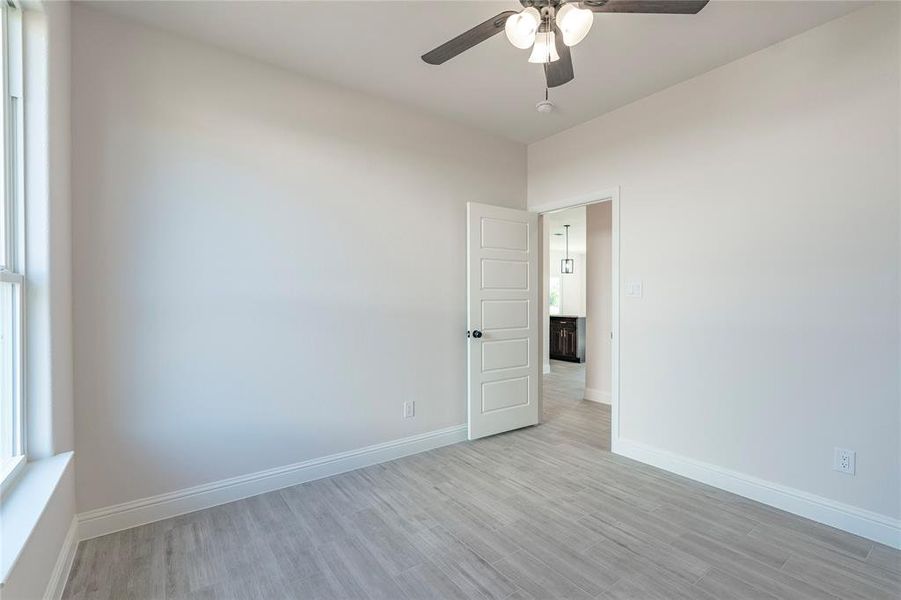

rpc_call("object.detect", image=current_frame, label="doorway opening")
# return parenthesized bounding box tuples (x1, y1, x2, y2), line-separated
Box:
(464, 191, 619, 445)
(538, 192, 618, 450)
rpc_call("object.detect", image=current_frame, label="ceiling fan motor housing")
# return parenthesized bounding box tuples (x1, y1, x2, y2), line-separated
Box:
(520, 0, 566, 8)
(521, 0, 614, 10)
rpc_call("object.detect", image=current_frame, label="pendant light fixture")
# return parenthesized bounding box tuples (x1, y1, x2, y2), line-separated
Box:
(561, 224, 574, 274)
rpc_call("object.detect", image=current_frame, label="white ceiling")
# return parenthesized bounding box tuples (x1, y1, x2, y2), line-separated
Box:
(546, 206, 586, 254)
(86, 1, 864, 143)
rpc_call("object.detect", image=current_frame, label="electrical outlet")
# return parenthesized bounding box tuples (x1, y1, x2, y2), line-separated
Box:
(403, 401, 415, 419)
(833, 447, 856, 475)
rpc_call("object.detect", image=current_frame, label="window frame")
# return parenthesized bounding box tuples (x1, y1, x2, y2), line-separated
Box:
(0, 0, 25, 492)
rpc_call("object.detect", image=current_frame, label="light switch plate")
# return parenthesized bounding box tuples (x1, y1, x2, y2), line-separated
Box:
(626, 280, 643, 298)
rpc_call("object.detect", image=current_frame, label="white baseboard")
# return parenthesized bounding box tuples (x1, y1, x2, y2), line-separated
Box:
(43, 517, 78, 600)
(583, 387, 611, 405)
(543, 362, 551, 374)
(78, 424, 468, 541)
(613, 438, 901, 550)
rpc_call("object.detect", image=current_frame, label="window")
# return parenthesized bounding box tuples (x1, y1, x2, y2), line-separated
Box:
(549, 276, 561, 316)
(0, 0, 23, 487)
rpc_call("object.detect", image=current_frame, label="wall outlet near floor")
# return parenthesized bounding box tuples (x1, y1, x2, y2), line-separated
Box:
(833, 447, 856, 475)
(403, 401, 415, 419)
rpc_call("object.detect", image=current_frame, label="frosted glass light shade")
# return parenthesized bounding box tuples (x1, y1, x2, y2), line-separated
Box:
(556, 3, 593, 46)
(528, 30, 560, 64)
(561, 258, 574, 274)
(504, 8, 540, 49)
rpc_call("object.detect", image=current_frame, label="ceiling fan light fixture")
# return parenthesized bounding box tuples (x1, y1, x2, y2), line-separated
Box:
(528, 29, 560, 64)
(504, 7, 540, 49)
(557, 3, 594, 46)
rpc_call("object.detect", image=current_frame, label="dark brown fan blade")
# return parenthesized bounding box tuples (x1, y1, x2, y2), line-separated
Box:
(582, 0, 708, 14)
(546, 27, 574, 88)
(422, 11, 517, 65)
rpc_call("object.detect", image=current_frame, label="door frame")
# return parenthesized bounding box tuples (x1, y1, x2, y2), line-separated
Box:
(530, 186, 621, 449)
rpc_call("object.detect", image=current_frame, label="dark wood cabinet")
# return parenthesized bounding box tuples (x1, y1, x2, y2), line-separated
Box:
(549, 316, 585, 363)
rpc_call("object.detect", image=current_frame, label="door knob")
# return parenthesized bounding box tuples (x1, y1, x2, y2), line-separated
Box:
(471, 330, 483, 338)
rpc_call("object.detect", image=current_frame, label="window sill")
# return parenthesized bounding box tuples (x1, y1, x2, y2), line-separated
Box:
(0, 455, 26, 495)
(0, 451, 73, 586)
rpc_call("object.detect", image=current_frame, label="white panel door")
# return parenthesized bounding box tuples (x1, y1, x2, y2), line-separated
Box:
(467, 202, 540, 440)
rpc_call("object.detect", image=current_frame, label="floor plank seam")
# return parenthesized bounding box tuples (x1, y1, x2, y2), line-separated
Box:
(60, 360, 900, 600)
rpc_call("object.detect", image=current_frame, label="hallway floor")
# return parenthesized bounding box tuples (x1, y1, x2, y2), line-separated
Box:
(542, 360, 609, 451)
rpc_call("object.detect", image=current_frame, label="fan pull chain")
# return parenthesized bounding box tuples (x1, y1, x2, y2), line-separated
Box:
(546, 10, 552, 63)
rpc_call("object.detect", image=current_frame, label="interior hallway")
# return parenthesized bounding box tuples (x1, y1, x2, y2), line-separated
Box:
(63, 366, 899, 599)
(542, 360, 609, 451)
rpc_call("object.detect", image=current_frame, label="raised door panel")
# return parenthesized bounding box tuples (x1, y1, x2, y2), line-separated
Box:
(480, 218, 529, 252)
(482, 338, 530, 372)
(482, 377, 530, 413)
(482, 259, 529, 290)
(482, 300, 529, 332)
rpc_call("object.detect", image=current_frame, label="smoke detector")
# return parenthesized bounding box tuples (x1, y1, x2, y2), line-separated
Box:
(536, 99, 554, 114)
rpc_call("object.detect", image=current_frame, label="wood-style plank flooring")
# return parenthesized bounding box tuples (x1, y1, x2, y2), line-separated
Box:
(63, 360, 900, 599)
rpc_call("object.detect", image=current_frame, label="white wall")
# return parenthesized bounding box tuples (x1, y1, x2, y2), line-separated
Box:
(528, 4, 900, 521)
(70, 6, 525, 513)
(585, 202, 612, 400)
(550, 250, 586, 317)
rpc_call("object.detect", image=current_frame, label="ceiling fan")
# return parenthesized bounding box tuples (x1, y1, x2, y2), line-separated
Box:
(422, 0, 710, 88)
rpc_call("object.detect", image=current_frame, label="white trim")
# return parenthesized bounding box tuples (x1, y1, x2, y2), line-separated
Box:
(42, 516, 77, 600)
(532, 186, 621, 449)
(542, 361, 550, 374)
(77, 424, 468, 541)
(583, 387, 611, 405)
(614, 438, 901, 550)
(0, 453, 25, 493)
(0, 268, 23, 284)
(0, 452, 72, 586)
(610, 190, 621, 447)
(529, 186, 621, 216)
